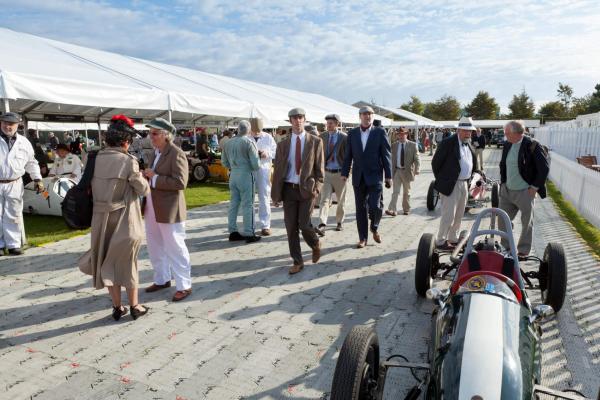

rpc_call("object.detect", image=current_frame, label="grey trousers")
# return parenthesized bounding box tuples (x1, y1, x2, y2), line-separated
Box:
(498, 185, 535, 254)
(283, 184, 320, 266)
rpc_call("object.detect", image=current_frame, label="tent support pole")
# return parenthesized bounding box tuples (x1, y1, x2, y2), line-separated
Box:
(168, 110, 172, 123)
(2, 99, 9, 113)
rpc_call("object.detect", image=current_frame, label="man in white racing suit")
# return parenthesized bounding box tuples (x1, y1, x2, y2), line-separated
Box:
(250, 118, 277, 236)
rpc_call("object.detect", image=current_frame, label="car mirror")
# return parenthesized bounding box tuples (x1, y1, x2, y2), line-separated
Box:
(530, 304, 554, 324)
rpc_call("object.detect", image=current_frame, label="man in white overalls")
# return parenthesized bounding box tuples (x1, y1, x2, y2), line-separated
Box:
(250, 118, 277, 236)
(48, 143, 83, 183)
(0, 112, 43, 255)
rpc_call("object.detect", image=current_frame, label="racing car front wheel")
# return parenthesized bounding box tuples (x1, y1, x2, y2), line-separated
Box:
(540, 242, 567, 312)
(415, 233, 435, 296)
(491, 182, 500, 208)
(331, 325, 381, 400)
(192, 164, 209, 183)
(427, 181, 439, 211)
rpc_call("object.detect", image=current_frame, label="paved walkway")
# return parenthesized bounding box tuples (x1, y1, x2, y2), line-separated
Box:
(0, 149, 598, 399)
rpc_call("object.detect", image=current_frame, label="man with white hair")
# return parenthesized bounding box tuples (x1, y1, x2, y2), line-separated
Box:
(432, 116, 478, 249)
(0, 112, 43, 255)
(222, 120, 261, 243)
(498, 120, 549, 256)
(250, 118, 277, 236)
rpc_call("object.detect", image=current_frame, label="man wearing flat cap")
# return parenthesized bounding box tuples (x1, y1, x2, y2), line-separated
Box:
(250, 118, 277, 236)
(341, 106, 392, 248)
(432, 116, 478, 250)
(272, 108, 324, 274)
(0, 112, 44, 255)
(317, 113, 348, 232)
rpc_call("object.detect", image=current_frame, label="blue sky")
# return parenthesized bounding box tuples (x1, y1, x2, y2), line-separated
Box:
(2, 0, 599, 112)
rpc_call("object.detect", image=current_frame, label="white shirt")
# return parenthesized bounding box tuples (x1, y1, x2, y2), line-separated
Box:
(360, 126, 371, 151)
(150, 149, 162, 188)
(0, 133, 41, 180)
(49, 153, 83, 182)
(457, 135, 473, 180)
(285, 131, 306, 184)
(252, 132, 277, 168)
(396, 141, 406, 168)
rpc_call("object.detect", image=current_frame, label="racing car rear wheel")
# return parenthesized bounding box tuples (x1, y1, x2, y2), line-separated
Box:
(331, 325, 381, 400)
(427, 181, 439, 211)
(540, 242, 567, 312)
(415, 233, 435, 297)
(491, 182, 500, 208)
(192, 164, 209, 183)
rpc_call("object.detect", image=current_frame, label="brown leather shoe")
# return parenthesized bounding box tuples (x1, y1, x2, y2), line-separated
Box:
(261, 228, 271, 236)
(385, 210, 397, 216)
(288, 264, 304, 275)
(372, 230, 382, 243)
(172, 289, 192, 302)
(312, 242, 321, 263)
(145, 281, 171, 293)
(403, 211, 410, 215)
(356, 240, 367, 249)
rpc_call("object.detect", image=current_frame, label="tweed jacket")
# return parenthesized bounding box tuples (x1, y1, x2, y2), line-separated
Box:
(320, 130, 348, 169)
(391, 140, 421, 181)
(146, 141, 189, 223)
(271, 132, 324, 202)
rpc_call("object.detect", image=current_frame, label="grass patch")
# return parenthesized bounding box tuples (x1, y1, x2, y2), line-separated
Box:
(185, 181, 230, 209)
(547, 180, 600, 258)
(23, 182, 230, 247)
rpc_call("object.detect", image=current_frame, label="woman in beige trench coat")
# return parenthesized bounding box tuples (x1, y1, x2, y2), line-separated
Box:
(88, 115, 150, 321)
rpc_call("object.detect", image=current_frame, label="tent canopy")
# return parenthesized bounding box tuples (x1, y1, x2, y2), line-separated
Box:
(352, 101, 441, 127)
(0, 28, 391, 126)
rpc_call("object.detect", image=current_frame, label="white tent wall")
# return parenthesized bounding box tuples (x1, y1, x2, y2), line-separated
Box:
(0, 28, 390, 125)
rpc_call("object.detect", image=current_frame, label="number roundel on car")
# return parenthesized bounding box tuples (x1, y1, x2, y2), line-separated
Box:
(466, 276, 486, 291)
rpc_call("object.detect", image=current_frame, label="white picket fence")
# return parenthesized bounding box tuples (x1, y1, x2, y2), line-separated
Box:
(547, 152, 600, 229)
(535, 125, 600, 161)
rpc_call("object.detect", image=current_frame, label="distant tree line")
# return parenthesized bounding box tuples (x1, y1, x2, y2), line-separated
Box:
(398, 83, 600, 122)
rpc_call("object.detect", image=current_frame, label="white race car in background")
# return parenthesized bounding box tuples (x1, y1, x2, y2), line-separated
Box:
(23, 177, 76, 217)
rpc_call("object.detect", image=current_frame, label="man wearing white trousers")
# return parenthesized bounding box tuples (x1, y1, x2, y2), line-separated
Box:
(142, 118, 193, 302)
(250, 118, 277, 236)
(0, 112, 44, 255)
(432, 116, 478, 250)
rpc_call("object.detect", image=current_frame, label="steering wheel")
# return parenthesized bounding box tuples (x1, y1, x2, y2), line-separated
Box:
(451, 271, 522, 303)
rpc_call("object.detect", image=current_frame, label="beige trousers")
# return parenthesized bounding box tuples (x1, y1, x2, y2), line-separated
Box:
(388, 168, 412, 212)
(436, 180, 468, 245)
(319, 171, 347, 225)
(474, 148, 484, 171)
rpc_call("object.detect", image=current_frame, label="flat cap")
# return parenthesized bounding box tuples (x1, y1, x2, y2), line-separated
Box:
(288, 107, 306, 118)
(145, 117, 176, 134)
(358, 106, 374, 114)
(0, 112, 22, 123)
(325, 113, 341, 122)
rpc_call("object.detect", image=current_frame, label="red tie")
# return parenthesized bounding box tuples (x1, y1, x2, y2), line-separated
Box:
(328, 136, 335, 162)
(295, 135, 301, 175)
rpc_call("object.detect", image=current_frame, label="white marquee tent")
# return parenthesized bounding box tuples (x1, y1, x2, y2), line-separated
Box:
(0, 28, 391, 127)
(352, 101, 441, 127)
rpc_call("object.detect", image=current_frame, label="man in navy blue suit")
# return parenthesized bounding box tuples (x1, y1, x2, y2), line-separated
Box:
(342, 106, 392, 248)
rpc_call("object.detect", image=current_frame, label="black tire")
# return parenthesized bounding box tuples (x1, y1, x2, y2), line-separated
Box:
(541, 242, 567, 312)
(415, 233, 435, 296)
(192, 164, 209, 183)
(491, 182, 500, 208)
(330, 325, 381, 400)
(427, 181, 439, 211)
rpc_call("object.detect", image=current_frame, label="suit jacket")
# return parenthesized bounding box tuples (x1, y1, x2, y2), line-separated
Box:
(431, 134, 478, 196)
(341, 126, 392, 187)
(320, 130, 348, 169)
(472, 134, 486, 150)
(391, 140, 420, 181)
(499, 136, 549, 198)
(271, 133, 324, 203)
(147, 141, 189, 223)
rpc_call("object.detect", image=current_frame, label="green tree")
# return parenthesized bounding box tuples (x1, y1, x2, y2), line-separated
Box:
(557, 82, 574, 110)
(400, 95, 425, 115)
(422, 95, 461, 120)
(508, 90, 535, 119)
(538, 101, 566, 121)
(464, 91, 499, 119)
(571, 95, 592, 117)
(587, 84, 600, 113)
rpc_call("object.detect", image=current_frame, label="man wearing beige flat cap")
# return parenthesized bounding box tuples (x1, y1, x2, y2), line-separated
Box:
(271, 108, 324, 275)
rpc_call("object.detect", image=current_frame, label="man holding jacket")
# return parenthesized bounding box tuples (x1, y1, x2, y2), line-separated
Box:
(498, 120, 549, 256)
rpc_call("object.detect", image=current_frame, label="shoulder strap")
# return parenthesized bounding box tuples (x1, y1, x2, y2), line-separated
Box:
(77, 151, 98, 189)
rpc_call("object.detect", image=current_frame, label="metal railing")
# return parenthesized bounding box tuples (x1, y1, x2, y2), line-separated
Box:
(547, 152, 600, 229)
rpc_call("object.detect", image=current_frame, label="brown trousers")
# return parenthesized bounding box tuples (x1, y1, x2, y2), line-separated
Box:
(283, 183, 319, 265)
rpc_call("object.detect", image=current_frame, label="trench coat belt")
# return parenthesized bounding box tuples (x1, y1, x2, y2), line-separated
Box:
(0, 178, 19, 183)
(94, 200, 127, 213)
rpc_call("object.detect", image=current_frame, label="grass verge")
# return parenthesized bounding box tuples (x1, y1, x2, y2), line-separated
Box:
(547, 180, 600, 258)
(24, 182, 230, 247)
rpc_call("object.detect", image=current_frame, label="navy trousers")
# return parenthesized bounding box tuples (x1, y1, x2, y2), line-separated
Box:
(353, 178, 384, 241)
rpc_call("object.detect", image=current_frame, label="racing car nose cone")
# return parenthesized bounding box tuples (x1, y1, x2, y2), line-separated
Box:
(471, 396, 483, 400)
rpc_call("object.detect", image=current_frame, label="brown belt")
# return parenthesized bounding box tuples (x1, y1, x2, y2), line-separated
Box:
(284, 182, 300, 189)
(0, 178, 19, 183)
